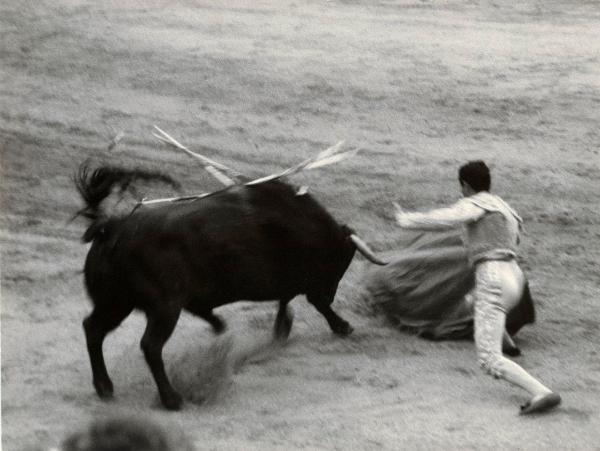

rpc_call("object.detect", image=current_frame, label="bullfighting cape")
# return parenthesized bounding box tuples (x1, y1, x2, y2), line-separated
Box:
(362, 232, 535, 340)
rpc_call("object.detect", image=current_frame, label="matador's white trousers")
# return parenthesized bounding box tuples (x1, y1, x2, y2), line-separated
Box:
(473, 260, 550, 396)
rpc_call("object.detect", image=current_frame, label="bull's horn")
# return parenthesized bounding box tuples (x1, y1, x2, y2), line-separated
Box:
(350, 234, 388, 266)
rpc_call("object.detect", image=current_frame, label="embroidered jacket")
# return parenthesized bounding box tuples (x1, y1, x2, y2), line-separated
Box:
(396, 192, 523, 265)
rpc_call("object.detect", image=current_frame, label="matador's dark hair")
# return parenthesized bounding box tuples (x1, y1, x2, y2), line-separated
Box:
(458, 160, 491, 192)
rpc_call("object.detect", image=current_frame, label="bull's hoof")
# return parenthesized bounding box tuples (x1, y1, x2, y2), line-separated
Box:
(93, 378, 114, 399)
(160, 391, 183, 411)
(333, 321, 353, 337)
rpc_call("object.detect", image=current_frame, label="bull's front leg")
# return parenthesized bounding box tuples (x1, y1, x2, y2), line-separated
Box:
(307, 289, 353, 336)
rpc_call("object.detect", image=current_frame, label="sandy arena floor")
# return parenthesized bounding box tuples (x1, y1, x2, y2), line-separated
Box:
(1, 1, 599, 449)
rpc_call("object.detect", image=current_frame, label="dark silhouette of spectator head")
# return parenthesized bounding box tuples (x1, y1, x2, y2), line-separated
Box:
(62, 415, 194, 451)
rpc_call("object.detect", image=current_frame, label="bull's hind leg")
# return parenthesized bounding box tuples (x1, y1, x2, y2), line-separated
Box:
(185, 304, 227, 334)
(307, 288, 353, 336)
(83, 304, 133, 399)
(274, 299, 294, 341)
(140, 306, 183, 410)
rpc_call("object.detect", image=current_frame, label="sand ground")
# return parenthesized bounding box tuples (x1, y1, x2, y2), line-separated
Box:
(1, 1, 599, 449)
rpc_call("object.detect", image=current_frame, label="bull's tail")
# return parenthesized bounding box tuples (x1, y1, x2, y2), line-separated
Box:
(73, 161, 180, 242)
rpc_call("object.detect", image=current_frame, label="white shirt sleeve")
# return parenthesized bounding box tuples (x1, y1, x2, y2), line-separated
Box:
(396, 198, 486, 231)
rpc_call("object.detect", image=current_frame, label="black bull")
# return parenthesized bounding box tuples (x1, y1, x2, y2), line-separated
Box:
(75, 164, 386, 410)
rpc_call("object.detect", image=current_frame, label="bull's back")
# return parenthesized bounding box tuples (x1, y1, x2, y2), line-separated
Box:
(83, 181, 351, 307)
